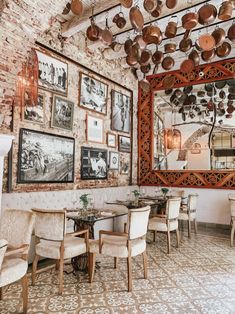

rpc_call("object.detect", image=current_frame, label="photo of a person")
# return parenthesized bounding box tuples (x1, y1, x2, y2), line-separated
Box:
(111, 90, 131, 133)
(81, 147, 107, 180)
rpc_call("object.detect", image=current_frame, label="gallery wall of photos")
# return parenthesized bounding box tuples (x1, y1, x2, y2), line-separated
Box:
(12, 48, 133, 191)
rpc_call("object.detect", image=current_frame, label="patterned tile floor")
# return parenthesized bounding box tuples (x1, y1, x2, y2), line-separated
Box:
(1, 232, 235, 314)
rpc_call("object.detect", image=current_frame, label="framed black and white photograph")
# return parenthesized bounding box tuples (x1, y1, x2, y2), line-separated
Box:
(23, 90, 45, 124)
(118, 135, 131, 153)
(111, 90, 131, 133)
(79, 73, 108, 115)
(81, 147, 107, 180)
(52, 96, 74, 131)
(120, 158, 129, 175)
(86, 114, 104, 143)
(107, 132, 116, 148)
(18, 128, 75, 183)
(36, 50, 68, 95)
(109, 151, 119, 170)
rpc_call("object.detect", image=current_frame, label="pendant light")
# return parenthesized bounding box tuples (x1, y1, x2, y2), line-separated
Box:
(164, 108, 181, 149)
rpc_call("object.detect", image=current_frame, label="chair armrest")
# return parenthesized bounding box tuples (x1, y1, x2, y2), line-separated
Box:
(99, 230, 128, 253)
(5, 245, 28, 257)
(67, 229, 89, 252)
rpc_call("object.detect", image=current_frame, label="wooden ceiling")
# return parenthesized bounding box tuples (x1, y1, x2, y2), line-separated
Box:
(56, 0, 235, 74)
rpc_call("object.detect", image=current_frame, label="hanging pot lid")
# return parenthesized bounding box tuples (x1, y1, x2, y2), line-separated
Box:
(215, 80, 227, 89)
(140, 63, 151, 74)
(198, 34, 216, 51)
(124, 38, 133, 55)
(201, 49, 215, 62)
(212, 27, 226, 48)
(144, 0, 157, 13)
(129, 6, 144, 32)
(166, 0, 177, 9)
(162, 56, 175, 70)
(216, 41, 231, 58)
(198, 3, 217, 25)
(71, 0, 84, 16)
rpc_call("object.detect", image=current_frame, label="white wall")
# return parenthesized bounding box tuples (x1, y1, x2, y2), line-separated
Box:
(140, 186, 232, 225)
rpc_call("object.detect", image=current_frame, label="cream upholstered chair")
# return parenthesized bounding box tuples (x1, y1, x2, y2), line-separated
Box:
(89, 206, 151, 292)
(178, 194, 198, 238)
(228, 194, 235, 246)
(32, 209, 89, 294)
(0, 209, 35, 313)
(149, 197, 181, 254)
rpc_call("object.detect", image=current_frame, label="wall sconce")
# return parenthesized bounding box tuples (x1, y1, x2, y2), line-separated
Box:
(191, 143, 201, 154)
(165, 128, 181, 149)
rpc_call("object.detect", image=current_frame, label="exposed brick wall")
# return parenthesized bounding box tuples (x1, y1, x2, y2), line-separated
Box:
(0, 1, 138, 193)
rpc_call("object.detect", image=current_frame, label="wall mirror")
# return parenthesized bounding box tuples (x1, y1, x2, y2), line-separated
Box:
(138, 58, 235, 189)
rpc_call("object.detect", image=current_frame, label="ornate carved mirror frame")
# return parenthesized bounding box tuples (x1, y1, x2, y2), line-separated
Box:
(138, 58, 235, 189)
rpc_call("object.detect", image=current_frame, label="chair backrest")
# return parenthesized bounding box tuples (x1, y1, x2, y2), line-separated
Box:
(228, 194, 235, 217)
(166, 197, 181, 220)
(32, 209, 66, 241)
(0, 209, 35, 249)
(188, 194, 198, 211)
(128, 206, 150, 240)
(0, 239, 7, 270)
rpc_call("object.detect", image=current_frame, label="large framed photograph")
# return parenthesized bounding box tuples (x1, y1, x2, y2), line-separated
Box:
(109, 151, 119, 170)
(18, 128, 75, 183)
(81, 147, 107, 180)
(52, 96, 74, 131)
(118, 135, 131, 153)
(23, 90, 45, 124)
(107, 132, 116, 148)
(86, 114, 104, 143)
(79, 73, 108, 115)
(36, 50, 68, 95)
(111, 90, 131, 133)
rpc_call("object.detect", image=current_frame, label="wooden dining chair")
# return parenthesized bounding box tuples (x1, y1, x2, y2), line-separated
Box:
(0, 209, 35, 313)
(32, 208, 89, 294)
(178, 194, 198, 238)
(148, 197, 181, 254)
(88, 206, 151, 292)
(228, 194, 235, 246)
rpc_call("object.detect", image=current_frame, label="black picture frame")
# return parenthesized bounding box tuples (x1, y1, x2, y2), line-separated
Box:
(111, 90, 131, 134)
(118, 135, 131, 153)
(81, 146, 107, 180)
(17, 128, 75, 183)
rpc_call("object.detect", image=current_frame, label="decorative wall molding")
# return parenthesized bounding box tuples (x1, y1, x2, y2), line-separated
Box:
(138, 58, 235, 189)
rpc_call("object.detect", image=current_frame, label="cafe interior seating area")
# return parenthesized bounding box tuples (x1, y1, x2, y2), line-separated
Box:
(1, 0, 235, 313)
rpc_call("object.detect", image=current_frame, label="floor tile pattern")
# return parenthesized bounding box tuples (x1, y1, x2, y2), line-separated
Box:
(1, 233, 235, 313)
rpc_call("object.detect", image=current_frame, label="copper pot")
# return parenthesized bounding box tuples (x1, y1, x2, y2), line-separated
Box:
(129, 6, 144, 32)
(166, 0, 177, 9)
(212, 27, 226, 47)
(198, 3, 217, 25)
(162, 56, 175, 70)
(126, 55, 138, 66)
(179, 31, 192, 52)
(181, 12, 198, 30)
(140, 63, 151, 74)
(228, 22, 235, 43)
(71, 0, 84, 16)
(100, 19, 113, 46)
(144, 0, 157, 13)
(113, 12, 126, 29)
(140, 50, 152, 66)
(201, 49, 215, 62)
(165, 16, 178, 38)
(110, 42, 122, 52)
(189, 49, 200, 66)
(120, 0, 133, 8)
(142, 25, 162, 45)
(180, 59, 195, 74)
(164, 43, 177, 53)
(129, 42, 141, 61)
(218, 1, 233, 21)
(198, 34, 215, 51)
(86, 18, 101, 41)
(152, 49, 164, 64)
(151, 0, 163, 17)
(124, 39, 133, 55)
(216, 41, 231, 58)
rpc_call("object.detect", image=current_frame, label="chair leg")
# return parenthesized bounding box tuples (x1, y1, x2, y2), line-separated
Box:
(194, 219, 197, 234)
(55, 260, 60, 271)
(58, 258, 64, 295)
(142, 251, 147, 279)
(231, 227, 235, 247)
(0, 287, 3, 300)
(153, 230, 157, 242)
(176, 228, 180, 248)
(22, 274, 28, 314)
(167, 230, 171, 254)
(127, 255, 132, 292)
(89, 253, 96, 283)
(32, 254, 40, 286)
(114, 257, 118, 269)
(188, 219, 191, 238)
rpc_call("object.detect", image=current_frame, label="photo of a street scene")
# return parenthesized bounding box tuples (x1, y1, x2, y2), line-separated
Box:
(18, 129, 74, 183)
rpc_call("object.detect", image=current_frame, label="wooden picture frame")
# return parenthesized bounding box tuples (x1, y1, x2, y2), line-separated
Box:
(118, 135, 131, 153)
(51, 96, 74, 131)
(111, 90, 131, 134)
(36, 49, 68, 95)
(79, 72, 108, 115)
(23, 90, 45, 124)
(109, 151, 119, 170)
(17, 128, 75, 184)
(107, 132, 116, 148)
(86, 114, 104, 144)
(138, 58, 235, 189)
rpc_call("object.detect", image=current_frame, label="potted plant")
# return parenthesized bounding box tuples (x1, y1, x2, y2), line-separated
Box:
(79, 194, 90, 212)
(161, 188, 169, 198)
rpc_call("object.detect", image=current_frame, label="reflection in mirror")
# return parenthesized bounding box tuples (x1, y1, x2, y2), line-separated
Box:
(153, 79, 235, 171)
